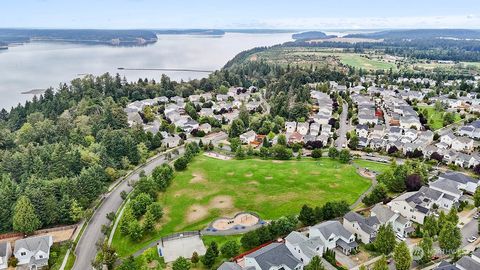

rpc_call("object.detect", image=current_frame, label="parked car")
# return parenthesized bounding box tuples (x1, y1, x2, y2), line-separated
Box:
(468, 236, 477, 243)
(396, 233, 406, 241)
(474, 213, 479, 219)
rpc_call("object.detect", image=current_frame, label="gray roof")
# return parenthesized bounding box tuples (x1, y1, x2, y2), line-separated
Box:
(285, 231, 323, 260)
(344, 212, 378, 235)
(439, 172, 478, 185)
(456, 256, 480, 270)
(218, 262, 243, 270)
(435, 260, 460, 270)
(0, 242, 9, 257)
(311, 221, 353, 240)
(245, 243, 301, 270)
(14, 235, 51, 254)
(429, 179, 462, 197)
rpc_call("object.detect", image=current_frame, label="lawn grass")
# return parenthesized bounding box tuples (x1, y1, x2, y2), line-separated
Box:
(353, 159, 390, 173)
(419, 106, 461, 130)
(112, 156, 373, 257)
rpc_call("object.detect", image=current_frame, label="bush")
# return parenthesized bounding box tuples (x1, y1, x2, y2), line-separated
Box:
(311, 149, 323, 158)
(174, 157, 188, 171)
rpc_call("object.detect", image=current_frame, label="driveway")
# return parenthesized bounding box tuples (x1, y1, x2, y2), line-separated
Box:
(72, 132, 227, 270)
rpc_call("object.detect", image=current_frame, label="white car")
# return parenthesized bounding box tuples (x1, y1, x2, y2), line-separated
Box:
(468, 236, 477, 243)
(474, 213, 479, 219)
(396, 233, 406, 241)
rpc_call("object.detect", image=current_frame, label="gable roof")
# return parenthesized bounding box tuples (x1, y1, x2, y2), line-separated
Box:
(311, 220, 353, 240)
(0, 242, 9, 257)
(218, 262, 243, 270)
(245, 243, 301, 270)
(439, 172, 478, 185)
(14, 235, 52, 255)
(456, 256, 480, 270)
(344, 212, 378, 235)
(435, 260, 460, 270)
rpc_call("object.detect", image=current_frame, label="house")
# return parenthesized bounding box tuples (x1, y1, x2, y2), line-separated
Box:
(199, 108, 214, 117)
(388, 186, 458, 224)
(126, 112, 143, 127)
(399, 116, 421, 130)
(14, 235, 53, 269)
(358, 114, 377, 125)
(309, 221, 358, 255)
(429, 179, 463, 201)
(240, 130, 257, 144)
(285, 231, 323, 264)
(244, 243, 302, 270)
(288, 132, 304, 144)
(440, 133, 456, 147)
(438, 172, 479, 194)
(162, 135, 181, 148)
(451, 137, 474, 152)
(370, 204, 413, 238)
(285, 122, 297, 133)
(297, 122, 310, 136)
(0, 242, 11, 270)
(218, 262, 243, 270)
(199, 123, 212, 134)
(342, 212, 378, 244)
(356, 124, 369, 138)
(310, 123, 321, 136)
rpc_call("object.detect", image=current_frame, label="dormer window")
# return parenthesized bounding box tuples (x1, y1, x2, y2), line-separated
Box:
(21, 252, 26, 256)
(39, 255, 43, 259)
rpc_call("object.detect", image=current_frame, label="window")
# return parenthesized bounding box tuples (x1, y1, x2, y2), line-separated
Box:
(21, 252, 26, 256)
(39, 255, 43, 259)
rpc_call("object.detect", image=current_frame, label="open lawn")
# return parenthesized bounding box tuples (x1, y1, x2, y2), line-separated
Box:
(353, 159, 390, 173)
(419, 106, 462, 130)
(112, 156, 374, 257)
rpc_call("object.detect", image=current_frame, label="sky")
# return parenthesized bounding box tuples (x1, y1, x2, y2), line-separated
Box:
(2, 0, 480, 29)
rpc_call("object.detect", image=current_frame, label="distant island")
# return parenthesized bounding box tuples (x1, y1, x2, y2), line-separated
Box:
(0, 29, 158, 48)
(292, 31, 337, 40)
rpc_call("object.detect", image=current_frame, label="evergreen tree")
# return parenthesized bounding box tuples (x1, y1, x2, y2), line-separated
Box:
(304, 256, 325, 270)
(394, 242, 412, 270)
(173, 257, 191, 270)
(13, 196, 41, 234)
(374, 224, 396, 255)
(201, 247, 217, 269)
(438, 221, 461, 254)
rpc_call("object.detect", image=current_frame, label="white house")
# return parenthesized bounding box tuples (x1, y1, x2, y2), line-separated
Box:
(440, 133, 456, 147)
(342, 212, 378, 244)
(297, 122, 309, 136)
(285, 122, 297, 133)
(0, 242, 11, 270)
(162, 135, 181, 148)
(240, 130, 257, 144)
(370, 204, 413, 238)
(14, 235, 53, 270)
(198, 123, 212, 134)
(451, 137, 474, 152)
(285, 231, 323, 264)
(309, 221, 358, 255)
(438, 172, 479, 194)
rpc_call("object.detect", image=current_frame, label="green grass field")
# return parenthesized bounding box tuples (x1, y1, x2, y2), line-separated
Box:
(419, 106, 462, 130)
(353, 159, 390, 173)
(112, 156, 376, 257)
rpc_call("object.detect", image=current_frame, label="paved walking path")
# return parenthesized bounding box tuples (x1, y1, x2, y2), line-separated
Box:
(350, 164, 379, 209)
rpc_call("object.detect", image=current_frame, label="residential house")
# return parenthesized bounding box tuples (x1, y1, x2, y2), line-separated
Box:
(310, 123, 321, 136)
(162, 135, 181, 148)
(297, 122, 310, 136)
(288, 132, 304, 144)
(199, 123, 212, 134)
(244, 243, 302, 270)
(14, 235, 53, 270)
(240, 130, 257, 144)
(342, 212, 378, 244)
(285, 231, 323, 264)
(0, 242, 11, 270)
(285, 122, 297, 133)
(356, 124, 369, 138)
(309, 221, 358, 255)
(451, 137, 474, 152)
(438, 172, 479, 194)
(370, 204, 413, 237)
(440, 133, 456, 147)
(218, 262, 243, 270)
(429, 179, 463, 201)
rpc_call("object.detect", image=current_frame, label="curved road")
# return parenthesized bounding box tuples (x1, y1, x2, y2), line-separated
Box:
(72, 133, 227, 270)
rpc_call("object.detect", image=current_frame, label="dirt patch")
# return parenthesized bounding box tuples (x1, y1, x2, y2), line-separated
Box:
(310, 171, 321, 175)
(209, 195, 234, 209)
(147, 260, 159, 269)
(292, 169, 299, 175)
(245, 172, 253, 177)
(227, 172, 235, 176)
(186, 205, 208, 223)
(264, 176, 273, 180)
(248, 181, 260, 185)
(190, 172, 206, 183)
(272, 160, 284, 163)
(155, 207, 172, 229)
(329, 183, 340, 188)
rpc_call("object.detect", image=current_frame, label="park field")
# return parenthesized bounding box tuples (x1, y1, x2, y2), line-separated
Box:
(112, 156, 376, 257)
(419, 106, 462, 130)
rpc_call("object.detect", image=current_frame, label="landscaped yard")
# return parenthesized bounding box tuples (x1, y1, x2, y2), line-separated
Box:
(419, 106, 462, 130)
(112, 156, 375, 257)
